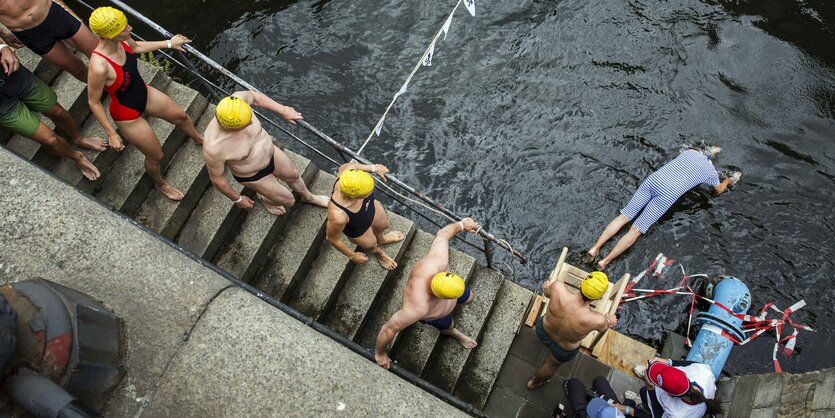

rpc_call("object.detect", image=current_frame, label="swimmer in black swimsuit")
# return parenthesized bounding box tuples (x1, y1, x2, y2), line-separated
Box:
(1, 0, 99, 82)
(326, 163, 406, 271)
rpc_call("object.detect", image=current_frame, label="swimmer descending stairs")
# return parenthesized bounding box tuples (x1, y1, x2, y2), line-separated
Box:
(0, 49, 535, 413)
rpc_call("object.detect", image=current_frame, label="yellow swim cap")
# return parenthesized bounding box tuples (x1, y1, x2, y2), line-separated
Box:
(215, 96, 253, 129)
(431, 272, 465, 299)
(581, 271, 609, 300)
(339, 169, 374, 198)
(89, 7, 127, 39)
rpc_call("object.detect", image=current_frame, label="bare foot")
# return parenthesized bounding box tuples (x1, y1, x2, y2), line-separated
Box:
(447, 327, 478, 349)
(191, 134, 204, 146)
(584, 249, 598, 264)
(73, 136, 107, 152)
(73, 154, 100, 181)
(374, 251, 398, 271)
(156, 182, 184, 201)
(597, 259, 609, 271)
(258, 193, 287, 216)
(302, 194, 329, 208)
(526, 377, 551, 390)
(378, 230, 405, 245)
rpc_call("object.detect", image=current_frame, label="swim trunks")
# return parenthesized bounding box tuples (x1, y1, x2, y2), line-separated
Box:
(0, 66, 57, 137)
(92, 42, 148, 121)
(11, 1, 82, 55)
(233, 154, 276, 183)
(419, 287, 472, 331)
(620, 150, 720, 233)
(535, 316, 579, 363)
(331, 179, 376, 238)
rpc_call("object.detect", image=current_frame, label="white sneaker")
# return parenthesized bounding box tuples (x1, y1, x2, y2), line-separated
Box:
(624, 390, 642, 405)
(632, 364, 646, 379)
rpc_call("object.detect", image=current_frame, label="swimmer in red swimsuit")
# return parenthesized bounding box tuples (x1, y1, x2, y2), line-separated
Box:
(86, 7, 203, 201)
(0, 0, 98, 82)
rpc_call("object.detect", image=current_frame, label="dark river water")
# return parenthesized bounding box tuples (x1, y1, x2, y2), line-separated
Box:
(79, 0, 835, 375)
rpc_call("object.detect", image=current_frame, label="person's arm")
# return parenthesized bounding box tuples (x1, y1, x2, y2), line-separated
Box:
(591, 312, 617, 332)
(713, 177, 733, 195)
(337, 162, 390, 181)
(203, 150, 253, 208)
(0, 44, 19, 75)
(0, 27, 24, 48)
(374, 307, 424, 369)
(126, 34, 191, 54)
(233, 90, 302, 124)
(325, 211, 367, 264)
(87, 58, 122, 150)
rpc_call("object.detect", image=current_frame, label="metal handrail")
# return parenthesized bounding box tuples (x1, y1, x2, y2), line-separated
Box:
(98, 0, 528, 266)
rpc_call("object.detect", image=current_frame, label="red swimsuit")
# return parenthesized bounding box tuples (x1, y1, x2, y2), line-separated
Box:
(92, 42, 148, 121)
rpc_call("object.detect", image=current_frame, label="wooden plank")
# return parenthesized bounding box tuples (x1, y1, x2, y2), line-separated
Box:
(524, 294, 544, 327)
(595, 330, 657, 376)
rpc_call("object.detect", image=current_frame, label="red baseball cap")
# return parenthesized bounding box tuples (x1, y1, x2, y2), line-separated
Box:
(648, 362, 690, 397)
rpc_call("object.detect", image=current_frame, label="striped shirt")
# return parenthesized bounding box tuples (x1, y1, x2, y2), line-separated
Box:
(645, 149, 720, 201)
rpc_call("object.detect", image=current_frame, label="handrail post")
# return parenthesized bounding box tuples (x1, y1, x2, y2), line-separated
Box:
(483, 238, 493, 269)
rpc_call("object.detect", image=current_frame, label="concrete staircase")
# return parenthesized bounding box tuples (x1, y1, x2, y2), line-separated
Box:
(1, 49, 535, 414)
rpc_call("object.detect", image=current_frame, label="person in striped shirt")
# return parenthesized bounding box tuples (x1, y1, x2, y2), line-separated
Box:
(586, 147, 740, 270)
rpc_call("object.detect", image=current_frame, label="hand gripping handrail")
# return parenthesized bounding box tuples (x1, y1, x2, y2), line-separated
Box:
(101, 0, 527, 265)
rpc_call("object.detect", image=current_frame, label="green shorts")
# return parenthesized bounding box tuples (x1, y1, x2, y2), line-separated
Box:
(0, 76, 57, 137)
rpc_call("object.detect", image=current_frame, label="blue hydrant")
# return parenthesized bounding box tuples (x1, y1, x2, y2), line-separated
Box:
(686, 276, 751, 378)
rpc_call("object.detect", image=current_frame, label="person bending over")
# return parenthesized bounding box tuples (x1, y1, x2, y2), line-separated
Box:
(587, 146, 740, 270)
(632, 357, 721, 418)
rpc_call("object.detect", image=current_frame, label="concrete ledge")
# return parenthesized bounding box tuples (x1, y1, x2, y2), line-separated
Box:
(0, 147, 230, 416)
(142, 287, 466, 418)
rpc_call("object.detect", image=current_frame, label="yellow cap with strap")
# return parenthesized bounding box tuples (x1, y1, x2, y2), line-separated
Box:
(339, 169, 374, 198)
(89, 7, 127, 39)
(215, 96, 253, 129)
(581, 271, 609, 300)
(430, 272, 465, 299)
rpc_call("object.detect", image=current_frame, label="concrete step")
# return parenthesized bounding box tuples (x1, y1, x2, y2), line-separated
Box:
(93, 81, 207, 217)
(214, 150, 317, 283)
(134, 105, 215, 240)
(53, 61, 172, 189)
(321, 212, 417, 341)
(422, 266, 505, 393)
(453, 280, 532, 409)
(249, 170, 333, 302)
(175, 169, 246, 260)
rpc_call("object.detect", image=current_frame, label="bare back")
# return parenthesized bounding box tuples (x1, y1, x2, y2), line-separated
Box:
(203, 115, 275, 177)
(542, 282, 605, 350)
(0, 0, 53, 31)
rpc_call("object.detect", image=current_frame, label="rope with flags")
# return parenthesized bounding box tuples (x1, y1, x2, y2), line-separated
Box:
(620, 254, 815, 373)
(356, 0, 477, 155)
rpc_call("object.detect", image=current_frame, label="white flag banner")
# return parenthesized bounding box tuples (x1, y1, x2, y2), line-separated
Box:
(374, 115, 385, 136)
(464, 0, 475, 16)
(394, 81, 409, 99)
(442, 15, 453, 40)
(422, 41, 435, 66)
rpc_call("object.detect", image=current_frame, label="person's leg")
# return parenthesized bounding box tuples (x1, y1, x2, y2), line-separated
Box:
(350, 228, 397, 270)
(587, 182, 652, 262)
(30, 121, 99, 180)
(528, 352, 561, 389)
(565, 378, 590, 417)
(143, 86, 204, 145)
(270, 146, 328, 207)
(42, 103, 106, 151)
(115, 118, 183, 200)
(371, 200, 405, 245)
(40, 40, 87, 82)
(592, 376, 620, 403)
(439, 318, 477, 349)
(240, 175, 295, 216)
(65, 22, 97, 57)
(597, 225, 641, 270)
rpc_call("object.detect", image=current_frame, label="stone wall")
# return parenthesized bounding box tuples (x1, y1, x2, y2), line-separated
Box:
(715, 367, 835, 417)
